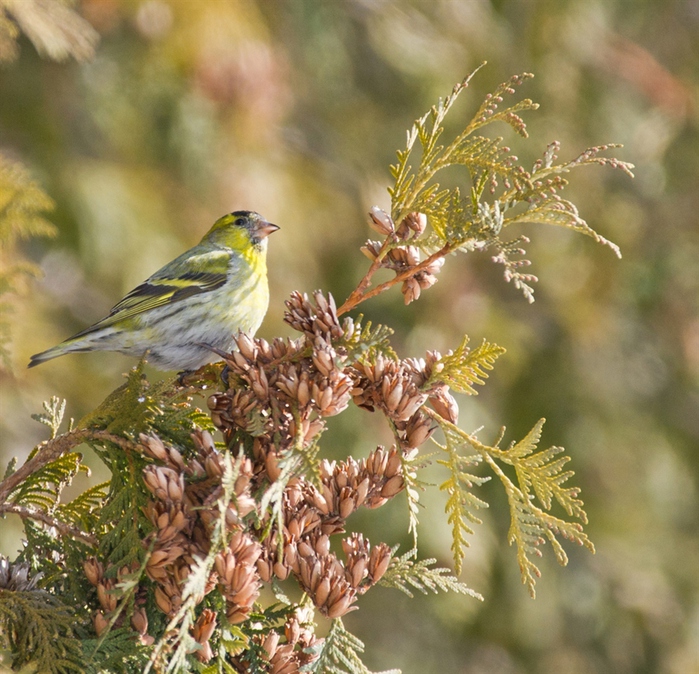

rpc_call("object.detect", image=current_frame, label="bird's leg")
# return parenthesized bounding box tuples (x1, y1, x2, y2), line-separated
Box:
(220, 364, 230, 389)
(177, 369, 196, 386)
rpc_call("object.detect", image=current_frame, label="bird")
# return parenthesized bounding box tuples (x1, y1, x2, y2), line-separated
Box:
(28, 210, 279, 371)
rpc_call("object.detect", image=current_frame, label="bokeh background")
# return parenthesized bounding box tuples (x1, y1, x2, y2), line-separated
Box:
(1, 1, 697, 672)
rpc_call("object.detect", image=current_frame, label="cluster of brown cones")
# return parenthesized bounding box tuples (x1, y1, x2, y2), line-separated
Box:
(363, 209, 445, 305)
(82, 286, 463, 669)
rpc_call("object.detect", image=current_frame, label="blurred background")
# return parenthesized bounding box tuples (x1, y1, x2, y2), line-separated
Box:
(1, 1, 697, 672)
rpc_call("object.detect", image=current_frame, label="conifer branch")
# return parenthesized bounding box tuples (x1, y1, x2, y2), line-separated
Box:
(0, 502, 97, 545)
(0, 429, 137, 506)
(380, 549, 482, 600)
(338, 242, 454, 315)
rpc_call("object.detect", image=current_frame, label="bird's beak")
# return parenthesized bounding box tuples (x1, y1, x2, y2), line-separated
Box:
(256, 221, 280, 239)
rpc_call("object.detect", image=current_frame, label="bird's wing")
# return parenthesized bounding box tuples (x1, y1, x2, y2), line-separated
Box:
(71, 249, 231, 337)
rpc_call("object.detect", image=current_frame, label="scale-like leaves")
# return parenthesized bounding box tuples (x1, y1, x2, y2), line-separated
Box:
(499, 471, 594, 597)
(384, 71, 630, 314)
(423, 187, 468, 244)
(429, 336, 506, 395)
(440, 458, 490, 575)
(426, 412, 593, 596)
(497, 418, 587, 521)
(379, 549, 482, 600)
(11, 452, 85, 511)
(490, 235, 538, 302)
(389, 67, 537, 227)
(476, 420, 594, 596)
(30, 397, 67, 438)
(304, 618, 399, 674)
(0, 155, 55, 243)
(0, 586, 83, 674)
(400, 449, 431, 545)
(339, 316, 396, 363)
(433, 424, 490, 574)
(0, 155, 57, 366)
(55, 482, 109, 530)
(462, 73, 538, 139)
(505, 196, 621, 258)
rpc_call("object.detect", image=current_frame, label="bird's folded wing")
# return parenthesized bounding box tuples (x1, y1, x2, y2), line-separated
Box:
(71, 251, 230, 336)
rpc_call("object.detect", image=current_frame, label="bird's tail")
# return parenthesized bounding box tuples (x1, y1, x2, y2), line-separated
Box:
(28, 341, 90, 368)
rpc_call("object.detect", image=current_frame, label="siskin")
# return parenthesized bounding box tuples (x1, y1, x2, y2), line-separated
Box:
(29, 210, 279, 371)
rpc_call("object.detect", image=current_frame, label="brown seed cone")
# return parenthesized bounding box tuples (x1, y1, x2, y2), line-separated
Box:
(368, 206, 395, 235)
(143, 465, 185, 503)
(83, 557, 103, 587)
(429, 385, 460, 424)
(96, 580, 117, 613)
(361, 239, 383, 262)
(396, 211, 427, 240)
(192, 607, 217, 645)
(401, 276, 421, 305)
(403, 411, 436, 449)
(283, 290, 343, 341)
(368, 542, 393, 583)
(93, 611, 109, 636)
(130, 607, 148, 636)
(351, 357, 428, 422)
(140, 433, 185, 471)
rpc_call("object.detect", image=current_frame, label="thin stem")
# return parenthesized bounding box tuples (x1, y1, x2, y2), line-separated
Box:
(338, 243, 454, 316)
(0, 429, 138, 506)
(337, 234, 396, 316)
(0, 502, 97, 545)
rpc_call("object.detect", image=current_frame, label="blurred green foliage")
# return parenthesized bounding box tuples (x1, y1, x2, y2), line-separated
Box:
(1, 1, 697, 672)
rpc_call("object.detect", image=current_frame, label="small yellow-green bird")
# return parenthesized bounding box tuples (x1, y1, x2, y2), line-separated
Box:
(29, 211, 279, 371)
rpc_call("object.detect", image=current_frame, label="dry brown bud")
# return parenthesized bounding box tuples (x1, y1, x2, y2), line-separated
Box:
(326, 591, 357, 619)
(97, 581, 117, 613)
(256, 556, 272, 583)
(236, 332, 257, 361)
(429, 386, 459, 423)
(386, 447, 402, 476)
(266, 450, 281, 482)
(369, 206, 395, 235)
(262, 630, 280, 659)
(361, 240, 383, 262)
(143, 465, 185, 503)
(131, 607, 148, 635)
(424, 256, 445, 276)
(396, 211, 427, 239)
(315, 576, 331, 607)
(140, 433, 168, 461)
(415, 271, 438, 290)
(368, 542, 392, 583)
(314, 534, 331, 556)
(93, 611, 109, 636)
(192, 608, 217, 644)
(404, 412, 435, 448)
(402, 276, 421, 304)
(380, 474, 404, 498)
(154, 585, 172, 614)
(273, 560, 290, 580)
(285, 618, 300, 646)
(83, 557, 103, 586)
(356, 477, 370, 506)
(226, 604, 252, 624)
